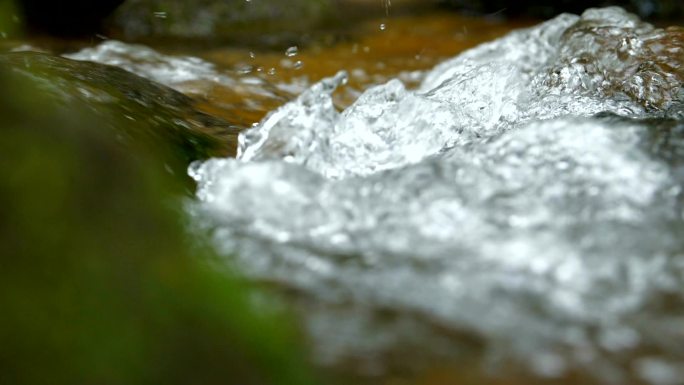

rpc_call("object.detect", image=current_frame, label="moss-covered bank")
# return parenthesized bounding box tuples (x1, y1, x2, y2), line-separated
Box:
(0, 53, 313, 385)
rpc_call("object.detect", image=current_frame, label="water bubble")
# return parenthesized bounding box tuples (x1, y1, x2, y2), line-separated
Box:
(236, 64, 253, 75)
(285, 46, 299, 57)
(380, 23, 386, 31)
(293, 60, 304, 70)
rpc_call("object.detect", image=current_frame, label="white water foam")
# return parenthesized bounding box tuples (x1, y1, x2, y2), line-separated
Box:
(191, 7, 684, 382)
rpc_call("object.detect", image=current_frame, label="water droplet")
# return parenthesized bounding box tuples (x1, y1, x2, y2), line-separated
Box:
(249, 51, 256, 59)
(380, 23, 386, 31)
(153, 11, 167, 19)
(286, 46, 299, 57)
(293, 60, 304, 70)
(268, 68, 276, 75)
(236, 64, 253, 75)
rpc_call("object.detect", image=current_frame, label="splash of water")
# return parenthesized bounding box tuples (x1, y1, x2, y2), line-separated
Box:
(191, 7, 684, 383)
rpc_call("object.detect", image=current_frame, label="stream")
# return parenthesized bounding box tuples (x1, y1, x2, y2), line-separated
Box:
(12, 5, 684, 385)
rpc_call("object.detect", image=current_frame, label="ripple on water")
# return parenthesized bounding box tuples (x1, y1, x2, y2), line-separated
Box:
(190, 7, 684, 384)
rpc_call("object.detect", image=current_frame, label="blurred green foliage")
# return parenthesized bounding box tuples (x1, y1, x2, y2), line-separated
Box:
(0, 51, 313, 385)
(0, 0, 21, 38)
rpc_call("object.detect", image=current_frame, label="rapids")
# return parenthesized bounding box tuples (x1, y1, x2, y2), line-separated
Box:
(187, 7, 684, 384)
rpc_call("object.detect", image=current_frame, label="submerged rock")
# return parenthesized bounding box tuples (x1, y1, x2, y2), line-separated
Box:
(191, 7, 684, 383)
(0, 52, 238, 181)
(108, 0, 333, 45)
(0, 62, 313, 385)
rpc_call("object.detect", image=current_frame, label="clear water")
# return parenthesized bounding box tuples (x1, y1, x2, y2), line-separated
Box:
(189, 7, 684, 383)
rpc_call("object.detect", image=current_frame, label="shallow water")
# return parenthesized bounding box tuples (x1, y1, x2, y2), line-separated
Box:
(61, 6, 684, 385)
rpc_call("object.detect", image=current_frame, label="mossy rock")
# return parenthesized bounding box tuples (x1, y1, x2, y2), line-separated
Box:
(0, 59, 313, 385)
(0, 52, 239, 186)
(108, 0, 334, 45)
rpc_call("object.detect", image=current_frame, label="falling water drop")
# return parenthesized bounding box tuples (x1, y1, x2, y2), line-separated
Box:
(286, 46, 299, 57)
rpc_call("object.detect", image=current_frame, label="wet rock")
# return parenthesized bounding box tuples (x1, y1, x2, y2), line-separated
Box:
(0, 61, 313, 385)
(0, 52, 238, 183)
(108, 0, 334, 45)
(439, 0, 684, 20)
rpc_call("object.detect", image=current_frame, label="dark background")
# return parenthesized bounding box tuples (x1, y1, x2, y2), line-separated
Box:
(17, 0, 684, 37)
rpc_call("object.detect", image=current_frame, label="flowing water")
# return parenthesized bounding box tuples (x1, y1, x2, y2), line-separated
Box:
(64, 6, 684, 385)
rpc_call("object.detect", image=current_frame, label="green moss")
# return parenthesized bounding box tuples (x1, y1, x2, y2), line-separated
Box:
(0, 0, 21, 38)
(0, 56, 314, 385)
